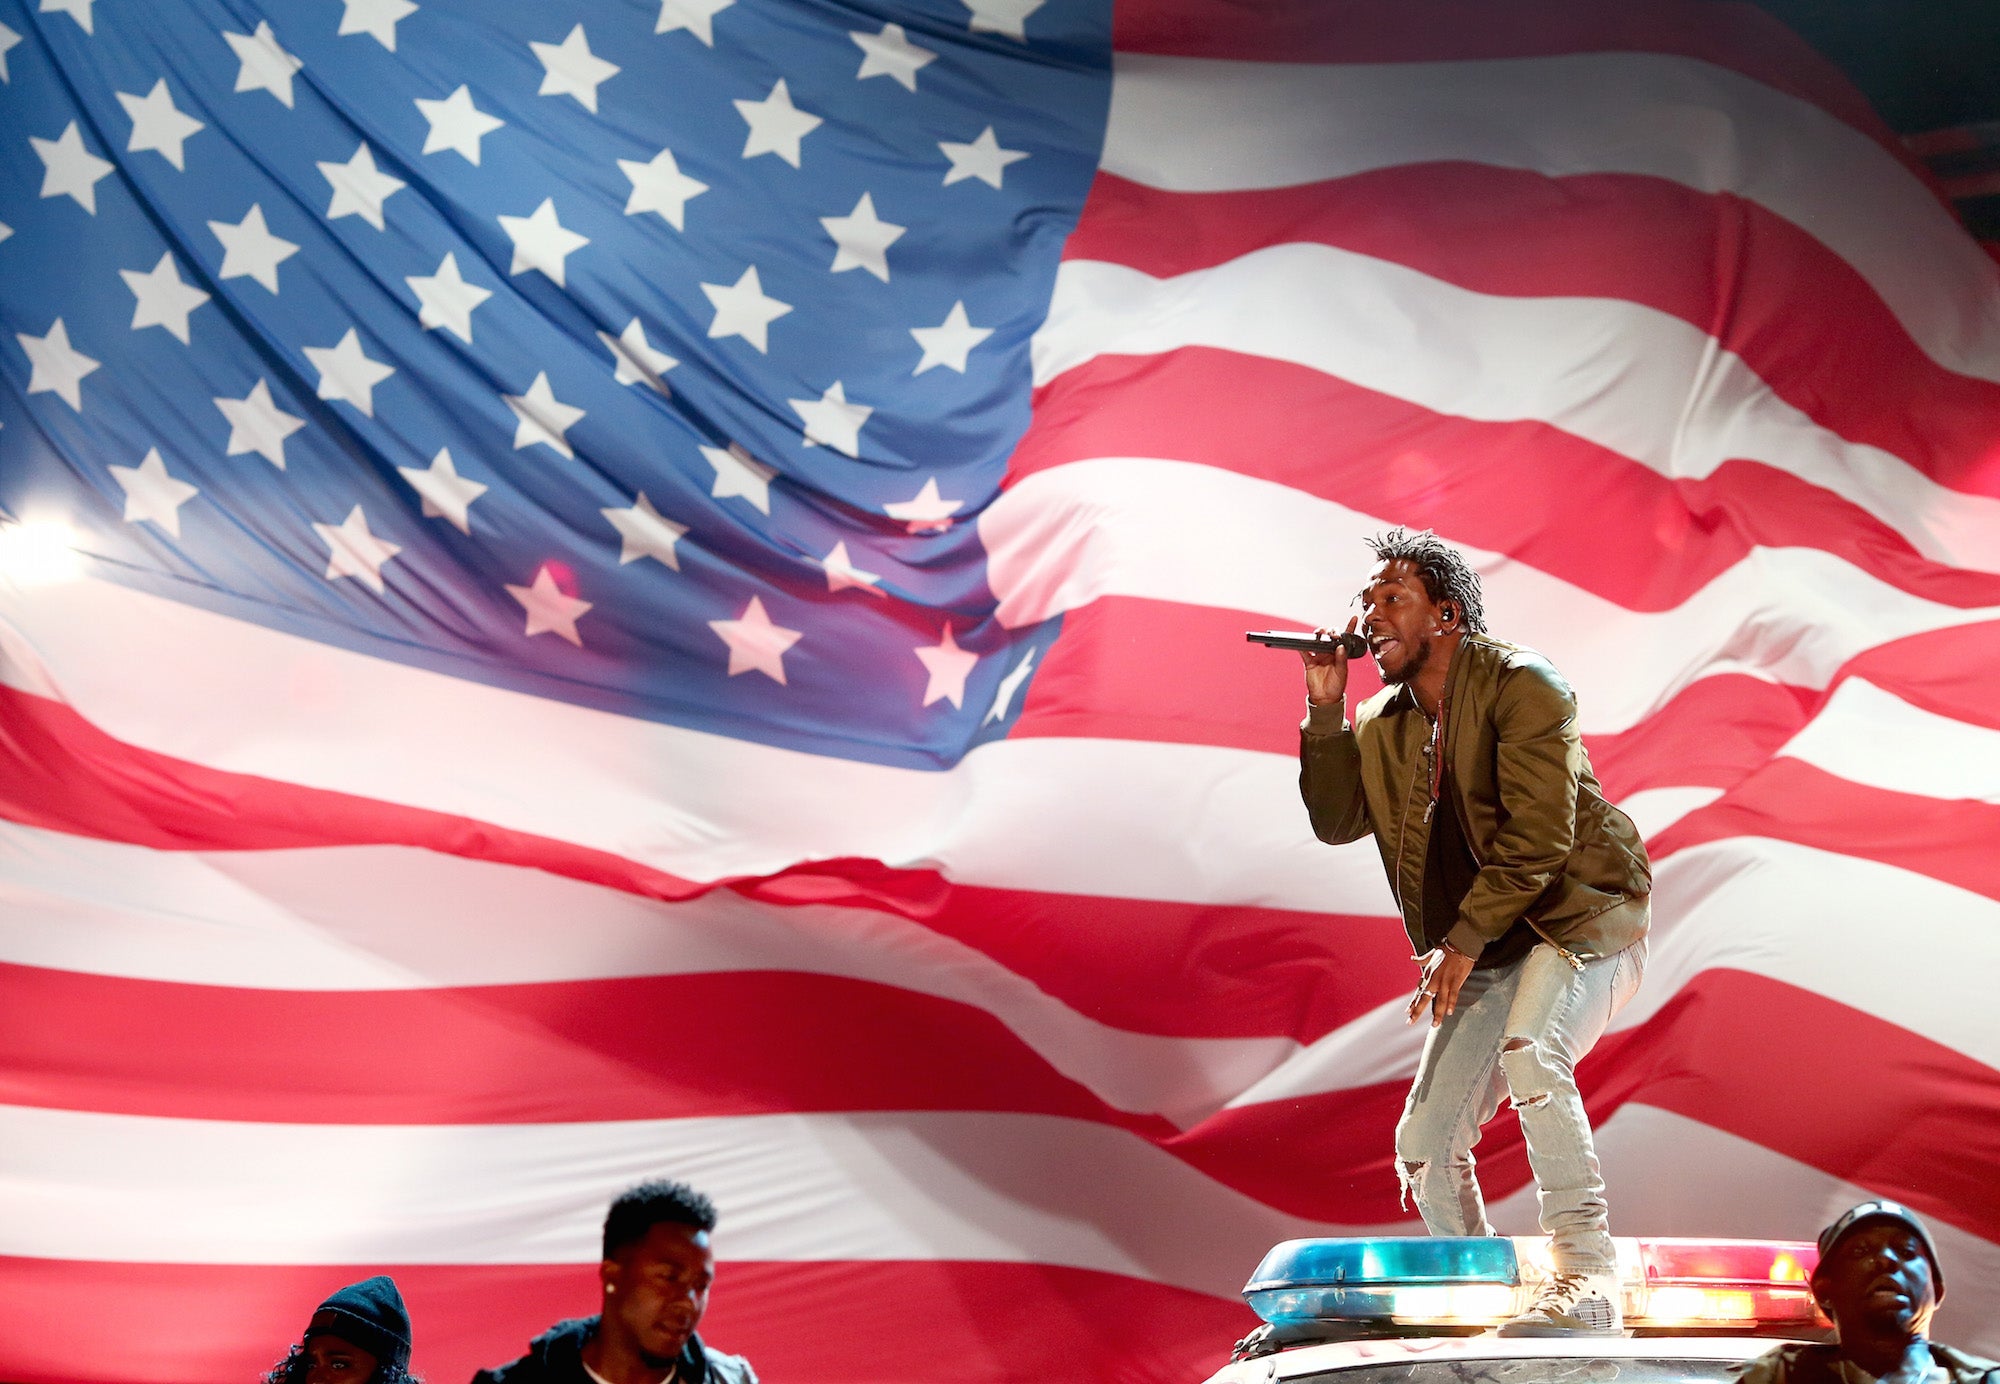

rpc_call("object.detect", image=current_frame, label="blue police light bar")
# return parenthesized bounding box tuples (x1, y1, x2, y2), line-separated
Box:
(1245, 1237, 1521, 1326)
(1241, 1236, 1831, 1338)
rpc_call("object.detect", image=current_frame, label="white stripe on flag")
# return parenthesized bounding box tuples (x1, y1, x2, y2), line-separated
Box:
(1101, 51, 2000, 382)
(979, 458, 2000, 723)
(0, 821, 1297, 1126)
(1032, 252, 2000, 572)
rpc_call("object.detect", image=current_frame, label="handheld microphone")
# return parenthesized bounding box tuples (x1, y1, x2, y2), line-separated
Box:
(1246, 630, 1368, 657)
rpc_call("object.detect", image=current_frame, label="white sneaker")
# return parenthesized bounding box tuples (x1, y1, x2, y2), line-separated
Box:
(1497, 1270, 1624, 1336)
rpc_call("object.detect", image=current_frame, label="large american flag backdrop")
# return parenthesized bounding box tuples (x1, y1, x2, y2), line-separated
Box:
(1, 0, 1997, 1379)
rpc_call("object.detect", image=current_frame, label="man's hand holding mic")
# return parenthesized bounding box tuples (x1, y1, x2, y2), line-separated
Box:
(1300, 616, 1362, 707)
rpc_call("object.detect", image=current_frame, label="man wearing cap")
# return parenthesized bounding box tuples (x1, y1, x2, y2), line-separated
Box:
(473, 1179, 755, 1384)
(265, 1276, 417, 1384)
(1733, 1202, 1998, 1384)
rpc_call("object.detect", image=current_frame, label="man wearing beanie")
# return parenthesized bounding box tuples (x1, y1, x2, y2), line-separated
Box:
(1733, 1202, 1998, 1384)
(266, 1275, 418, 1384)
(473, 1179, 755, 1384)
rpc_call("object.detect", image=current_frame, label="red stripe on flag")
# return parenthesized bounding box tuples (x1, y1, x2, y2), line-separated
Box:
(0, 684, 1413, 1044)
(0, 963, 1179, 1131)
(8, 959, 1998, 1242)
(1168, 971, 2000, 1244)
(0, 682, 714, 903)
(1653, 758, 2000, 903)
(1012, 349, 2000, 609)
(1061, 170, 2000, 496)
(1010, 595, 1817, 799)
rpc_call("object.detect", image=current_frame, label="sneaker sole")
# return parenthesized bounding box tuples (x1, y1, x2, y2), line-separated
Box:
(1494, 1320, 1625, 1338)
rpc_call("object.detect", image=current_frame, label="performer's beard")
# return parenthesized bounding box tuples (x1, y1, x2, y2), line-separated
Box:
(1377, 632, 1432, 686)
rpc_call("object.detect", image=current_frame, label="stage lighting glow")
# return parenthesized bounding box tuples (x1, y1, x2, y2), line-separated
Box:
(0, 520, 86, 587)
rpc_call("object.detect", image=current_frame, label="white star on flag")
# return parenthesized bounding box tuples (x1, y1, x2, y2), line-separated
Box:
(940, 126, 1028, 188)
(318, 143, 405, 230)
(397, 447, 486, 533)
(709, 595, 801, 682)
(223, 21, 304, 107)
(498, 198, 589, 287)
(531, 24, 619, 113)
(788, 381, 873, 456)
(700, 266, 791, 353)
(117, 79, 205, 170)
(33, 122, 114, 213)
(415, 85, 503, 164)
(915, 624, 980, 708)
(214, 379, 305, 468)
(820, 192, 905, 282)
(911, 301, 993, 374)
(504, 372, 585, 458)
(619, 148, 707, 229)
(960, 0, 1043, 40)
(0, 23, 21, 81)
(109, 448, 199, 537)
(406, 252, 492, 344)
(851, 23, 936, 91)
(885, 477, 963, 533)
(701, 443, 776, 514)
(209, 205, 299, 293)
(338, 0, 417, 50)
(40, 0, 93, 34)
(598, 319, 677, 392)
(507, 565, 592, 645)
(655, 0, 732, 44)
(304, 329, 395, 417)
(120, 253, 211, 344)
(16, 319, 99, 411)
(602, 492, 688, 569)
(819, 541, 884, 595)
(312, 505, 402, 594)
(734, 79, 822, 168)
(984, 648, 1036, 723)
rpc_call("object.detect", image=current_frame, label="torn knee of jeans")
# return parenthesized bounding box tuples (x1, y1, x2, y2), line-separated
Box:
(1500, 1037, 1555, 1109)
(1396, 1158, 1425, 1211)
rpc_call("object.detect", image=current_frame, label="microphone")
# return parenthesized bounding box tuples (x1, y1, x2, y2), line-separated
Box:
(1246, 629, 1368, 657)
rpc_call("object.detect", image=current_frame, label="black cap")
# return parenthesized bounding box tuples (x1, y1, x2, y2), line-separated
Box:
(1816, 1201, 1945, 1302)
(306, 1276, 412, 1371)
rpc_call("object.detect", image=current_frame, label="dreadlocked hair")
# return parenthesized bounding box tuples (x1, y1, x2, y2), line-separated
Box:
(1364, 528, 1489, 634)
(262, 1344, 422, 1384)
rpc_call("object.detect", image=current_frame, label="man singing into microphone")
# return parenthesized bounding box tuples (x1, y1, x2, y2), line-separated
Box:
(1298, 529, 1652, 1336)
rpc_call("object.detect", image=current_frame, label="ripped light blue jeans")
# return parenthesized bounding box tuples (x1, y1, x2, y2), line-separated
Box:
(1394, 927, 1647, 1274)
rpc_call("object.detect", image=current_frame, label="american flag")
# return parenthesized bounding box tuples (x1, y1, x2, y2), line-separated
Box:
(1, 0, 1997, 1380)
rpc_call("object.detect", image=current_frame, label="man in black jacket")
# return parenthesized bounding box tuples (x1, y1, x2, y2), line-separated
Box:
(1732, 1202, 1996, 1384)
(473, 1180, 756, 1384)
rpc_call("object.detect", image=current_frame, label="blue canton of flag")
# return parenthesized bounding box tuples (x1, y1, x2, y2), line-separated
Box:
(0, 0, 1112, 768)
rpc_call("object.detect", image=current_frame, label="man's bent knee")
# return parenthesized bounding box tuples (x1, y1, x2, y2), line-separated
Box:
(1499, 1035, 1565, 1111)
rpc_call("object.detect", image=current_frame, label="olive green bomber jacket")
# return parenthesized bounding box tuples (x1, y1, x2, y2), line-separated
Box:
(1729, 1341, 2000, 1384)
(1298, 633, 1651, 963)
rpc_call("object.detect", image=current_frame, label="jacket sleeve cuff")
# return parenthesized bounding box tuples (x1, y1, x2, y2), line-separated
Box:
(1301, 699, 1348, 736)
(1445, 920, 1488, 960)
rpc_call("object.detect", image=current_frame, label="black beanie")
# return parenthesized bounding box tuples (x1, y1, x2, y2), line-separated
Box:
(305, 1276, 412, 1372)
